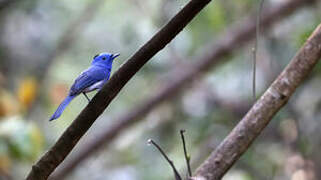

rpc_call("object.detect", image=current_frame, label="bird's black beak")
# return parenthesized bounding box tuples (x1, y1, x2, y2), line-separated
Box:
(112, 53, 120, 60)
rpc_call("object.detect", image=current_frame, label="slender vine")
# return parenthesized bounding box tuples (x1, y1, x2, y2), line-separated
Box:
(252, 0, 265, 101)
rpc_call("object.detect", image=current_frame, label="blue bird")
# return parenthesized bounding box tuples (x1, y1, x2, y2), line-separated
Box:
(49, 52, 120, 121)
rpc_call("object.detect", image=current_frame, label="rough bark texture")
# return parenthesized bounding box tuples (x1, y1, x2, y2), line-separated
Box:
(50, 0, 314, 179)
(49, 0, 317, 179)
(192, 24, 321, 180)
(26, 0, 211, 179)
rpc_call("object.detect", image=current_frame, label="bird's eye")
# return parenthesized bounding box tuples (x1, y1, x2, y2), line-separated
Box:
(102, 57, 106, 60)
(93, 54, 99, 59)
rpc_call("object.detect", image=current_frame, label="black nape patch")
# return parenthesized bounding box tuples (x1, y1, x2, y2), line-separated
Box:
(93, 54, 99, 59)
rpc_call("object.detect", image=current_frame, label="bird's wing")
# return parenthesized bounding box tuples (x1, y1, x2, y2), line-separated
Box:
(69, 67, 106, 96)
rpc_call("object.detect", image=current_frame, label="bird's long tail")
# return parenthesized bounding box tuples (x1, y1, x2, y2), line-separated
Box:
(49, 95, 76, 121)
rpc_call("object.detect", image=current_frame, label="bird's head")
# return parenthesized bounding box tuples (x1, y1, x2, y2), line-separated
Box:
(91, 52, 120, 67)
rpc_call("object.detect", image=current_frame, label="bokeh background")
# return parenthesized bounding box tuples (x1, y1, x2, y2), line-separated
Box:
(0, 0, 320, 179)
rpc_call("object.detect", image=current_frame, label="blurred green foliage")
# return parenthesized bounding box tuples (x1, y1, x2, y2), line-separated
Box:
(0, 117, 43, 161)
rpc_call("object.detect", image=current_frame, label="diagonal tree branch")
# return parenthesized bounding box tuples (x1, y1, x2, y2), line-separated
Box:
(49, 0, 317, 179)
(192, 23, 321, 180)
(26, 0, 212, 179)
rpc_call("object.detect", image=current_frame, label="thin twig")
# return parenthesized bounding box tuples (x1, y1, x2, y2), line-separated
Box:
(147, 139, 182, 180)
(180, 129, 192, 177)
(252, 0, 265, 101)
